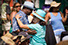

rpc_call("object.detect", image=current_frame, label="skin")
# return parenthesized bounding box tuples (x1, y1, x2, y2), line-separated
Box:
(13, 7, 32, 32)
(22, 8, 32, 15)
(15, 14, 40, 29)
(45, 7, 68, 23)
(32, 16, 40, 24)
(10, 3, 21, 25)
(15, 3, 21, 12)
(65, 9, 68, 14)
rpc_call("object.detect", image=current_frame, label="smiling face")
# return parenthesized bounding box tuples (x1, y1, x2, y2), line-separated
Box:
(15, 3, 21, 12)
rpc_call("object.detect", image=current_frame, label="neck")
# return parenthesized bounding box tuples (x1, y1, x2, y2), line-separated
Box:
(22, 9, 27, 14)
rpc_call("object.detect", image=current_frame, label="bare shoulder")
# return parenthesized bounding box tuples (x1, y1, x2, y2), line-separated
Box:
(10, 11, 17, 17)
(45, 12, 51, 18)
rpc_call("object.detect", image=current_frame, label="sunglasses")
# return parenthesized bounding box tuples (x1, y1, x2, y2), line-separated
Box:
(15, 5, 21, 8)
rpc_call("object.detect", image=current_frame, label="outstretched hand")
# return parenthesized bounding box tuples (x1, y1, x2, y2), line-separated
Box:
(15, 14, 22, 19)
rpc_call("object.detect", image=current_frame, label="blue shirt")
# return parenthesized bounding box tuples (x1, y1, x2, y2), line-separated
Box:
(12, 10, 29, 31)
(50, 12, 65, 35)
(50, 12, 65, 30)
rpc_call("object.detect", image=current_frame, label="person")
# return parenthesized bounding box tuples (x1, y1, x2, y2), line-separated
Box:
(56, 40, 68, 45)
(60, 6, 68, 41)
(12, 1, 34, 34)
(1, 0, 11, 35)
(15, 9, 47, 45)
(42, 5, 50, 13)
(45, 1, 67, 43)
(10, 3, 21, 33)
(63, 6, 68, 31)
(10, 3, 21, 26)
(42, 0, 51, 13)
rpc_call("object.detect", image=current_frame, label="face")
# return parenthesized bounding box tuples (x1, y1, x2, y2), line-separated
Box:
(65, 9, 68, 14)
(53, 7, 59, 12)
(26, 8, 32, 15)
(32, 16, 40, 23)
(44, 8, 50, 13)
(15, 3, 21, 12)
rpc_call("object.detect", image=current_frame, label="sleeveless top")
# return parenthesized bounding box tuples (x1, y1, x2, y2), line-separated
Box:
(50, 12, 65, 31)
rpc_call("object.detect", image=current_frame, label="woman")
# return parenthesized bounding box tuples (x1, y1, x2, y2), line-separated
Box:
(10, 2, 21, 25)
(15, 9, 47, 45)
(63, 6, 68, 31)
(10, 3, 21, 33)
(45, 1, 67, 43)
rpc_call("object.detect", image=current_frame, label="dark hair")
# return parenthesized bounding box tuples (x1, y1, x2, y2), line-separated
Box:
(39, 20, 46, 25)
(23, 6, 33, 11)
(42, 4, 50, 10)
(12, 3, 20, 11)
(63, 6, 68, 17)
(49, 7, 59, 12)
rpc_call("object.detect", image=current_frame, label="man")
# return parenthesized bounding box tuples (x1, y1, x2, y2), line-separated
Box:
(1, 0, 11, 35)
(12, 1, 34, 34)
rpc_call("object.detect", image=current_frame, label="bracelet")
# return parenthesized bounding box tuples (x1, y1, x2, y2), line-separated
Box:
(16, 18, 19, 20)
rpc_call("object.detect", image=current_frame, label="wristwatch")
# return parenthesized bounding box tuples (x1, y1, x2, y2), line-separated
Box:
(16, 18, 19, 20)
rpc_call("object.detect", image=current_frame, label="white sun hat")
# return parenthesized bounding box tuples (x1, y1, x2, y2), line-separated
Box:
(45, 0, 53, 5)
(23, 1, 34, 9)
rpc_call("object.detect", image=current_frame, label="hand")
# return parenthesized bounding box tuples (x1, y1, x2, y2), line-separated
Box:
(15, 14, 22, 19)
(66, 9, 68, 14)
(66, 13, 68, 16)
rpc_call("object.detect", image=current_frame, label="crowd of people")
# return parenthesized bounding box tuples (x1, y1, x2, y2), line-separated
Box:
(1, 0, 68, 45)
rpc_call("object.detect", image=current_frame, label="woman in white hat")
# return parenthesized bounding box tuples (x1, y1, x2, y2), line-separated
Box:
(45, 1, 67, 43)
(15, 9, 47, 45)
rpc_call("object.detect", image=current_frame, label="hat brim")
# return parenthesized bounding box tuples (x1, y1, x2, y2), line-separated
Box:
(51, 3, 61, 7)
(23, 5, 35, 10)
(32, 13, 45, 21)
(1, 36, 15, 45)
(18, 32, 32, 39)
(26, 35, 32, 39)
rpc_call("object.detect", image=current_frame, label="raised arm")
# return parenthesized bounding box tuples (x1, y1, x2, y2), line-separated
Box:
(15, 14, 30, 29)
(60, 12, 68, 22)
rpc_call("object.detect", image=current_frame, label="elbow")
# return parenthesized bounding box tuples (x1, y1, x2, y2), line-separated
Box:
(20, 25, 23, 28)
(62, 20, 66, 23)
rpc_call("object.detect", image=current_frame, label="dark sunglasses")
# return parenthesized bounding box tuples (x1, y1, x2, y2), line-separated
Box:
(15, 5, 21, 8)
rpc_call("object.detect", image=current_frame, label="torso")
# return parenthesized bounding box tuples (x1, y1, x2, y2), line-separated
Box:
(50, 12, 65, 30)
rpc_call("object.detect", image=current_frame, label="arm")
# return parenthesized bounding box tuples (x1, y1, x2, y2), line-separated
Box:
(60, 12, 68, 22)
(10, 12, 17, 25)
(15, 14, 30, 29)
(45, 13, 51, 24)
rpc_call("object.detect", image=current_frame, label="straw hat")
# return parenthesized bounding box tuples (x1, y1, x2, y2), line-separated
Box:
(51, 1, 61, 7)
(12, 35, 26, 42)
(4, 33, 13, 38)
(1, 33, 27, 44)
(1, 36, 15, 45)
